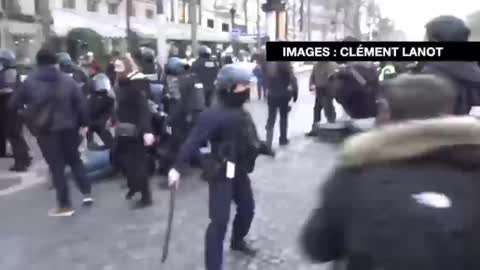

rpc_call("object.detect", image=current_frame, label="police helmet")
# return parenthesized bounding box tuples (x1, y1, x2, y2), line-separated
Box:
(92, 73, 112, 92)
(198, 45, 212, 57)
(216, 63, 253, 92)
(0, 49, 16, 68)
(57, 52, 73, 66)
(165, 57, 189, 76)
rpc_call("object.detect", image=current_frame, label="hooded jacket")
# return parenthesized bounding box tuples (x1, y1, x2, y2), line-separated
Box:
(422, 62, 480, 114)
(302, 116, 480, 270)
(9, 66, 88, 132)
(115, 71, 153, 134)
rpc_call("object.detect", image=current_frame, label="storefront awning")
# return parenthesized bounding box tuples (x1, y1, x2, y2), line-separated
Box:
(7, 21, 41, 36)
(51, 9, 126, 38)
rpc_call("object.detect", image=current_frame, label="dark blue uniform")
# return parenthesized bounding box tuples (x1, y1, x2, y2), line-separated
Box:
(174, 106, 259, 270)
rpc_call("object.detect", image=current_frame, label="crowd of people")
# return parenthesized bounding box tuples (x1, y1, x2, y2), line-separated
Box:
(1, 13, 480, 270)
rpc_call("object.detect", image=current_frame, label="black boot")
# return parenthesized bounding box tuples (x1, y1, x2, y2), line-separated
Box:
(125, 189, 136, 200)
(231, 240, 257, 257)
(279, 139, 290, 146)
(134, 189, 153, 209)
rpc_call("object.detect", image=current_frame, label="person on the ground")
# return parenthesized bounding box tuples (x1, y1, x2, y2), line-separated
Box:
(263, 61, 298, 150)
(10, 48, 91, 217)
(168, 63, 273, 270)
(191, 45, 220, 107)
(301, 74, 480, 270)
(421, 15, 480, 115)
(305, 61, 338, 136)
(111, 56, 155, 208)
(86, 73, 114, 149)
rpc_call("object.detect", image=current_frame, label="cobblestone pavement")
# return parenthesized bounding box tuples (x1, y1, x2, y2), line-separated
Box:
(0, 71, 341, 270)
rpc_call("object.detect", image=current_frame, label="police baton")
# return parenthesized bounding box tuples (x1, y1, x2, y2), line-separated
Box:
(161, 186, 177, 263)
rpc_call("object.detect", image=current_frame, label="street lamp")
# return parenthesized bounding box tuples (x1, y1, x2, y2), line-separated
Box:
(230, 3, 237, 31)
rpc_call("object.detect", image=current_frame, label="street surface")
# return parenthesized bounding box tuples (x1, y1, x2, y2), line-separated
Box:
(0, 71, 344, 270)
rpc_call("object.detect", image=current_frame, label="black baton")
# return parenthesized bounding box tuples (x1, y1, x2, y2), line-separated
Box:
(161, 187, 177, 263)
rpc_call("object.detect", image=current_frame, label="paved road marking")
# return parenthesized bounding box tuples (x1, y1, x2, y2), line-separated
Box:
(0, 162, 47, 197)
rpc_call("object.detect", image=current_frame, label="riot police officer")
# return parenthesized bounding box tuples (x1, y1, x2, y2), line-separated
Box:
(0, 49, 31, 171)
(57, 52, 89, 94)
(263, 61, 298, 149)
(133, 46, 164, 105)
(191, 45, 220, 107)
(168, 63, 272, 270)
(162, 57, 206, 171)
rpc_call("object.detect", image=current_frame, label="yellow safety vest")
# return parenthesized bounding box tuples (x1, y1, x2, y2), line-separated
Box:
(379, 65, 396, 81)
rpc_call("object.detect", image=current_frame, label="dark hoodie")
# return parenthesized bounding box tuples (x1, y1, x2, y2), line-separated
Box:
(302, 116, 480, 270)
(9, 66, 88, 132)
(422, 62, 480, 114)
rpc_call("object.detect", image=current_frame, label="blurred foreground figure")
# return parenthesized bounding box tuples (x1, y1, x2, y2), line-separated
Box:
(302, 74, 480, 270)
(10, 49, 91, 217)
(422, 15, 480, 114)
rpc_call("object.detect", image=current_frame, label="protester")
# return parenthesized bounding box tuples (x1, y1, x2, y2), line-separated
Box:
(10, 48, 91, 217)
(422, 15, 480, 114)
(301, 74, 480, 270)
(306, 61, 338, 137)
(112, 56, 155, 208)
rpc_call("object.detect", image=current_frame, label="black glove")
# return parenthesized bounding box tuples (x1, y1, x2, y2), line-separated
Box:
(292, 92, 298, 102)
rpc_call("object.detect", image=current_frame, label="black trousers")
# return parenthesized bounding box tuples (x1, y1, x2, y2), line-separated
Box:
(37, 129, 91, 208)
(313, 87, 336, 124)
(0, 94, 30, 164)
(86, 125, 113, 148)
(114, 137, 151, 200)
(0, 94, 8, 156)
(257, 82, 266, 100)
(205, 89, 214, 107)
(205, 174, 255, 270)
(266, 96, 290, 143)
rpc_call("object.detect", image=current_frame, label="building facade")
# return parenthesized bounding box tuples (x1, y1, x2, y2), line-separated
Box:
(0, 0, 44, 64)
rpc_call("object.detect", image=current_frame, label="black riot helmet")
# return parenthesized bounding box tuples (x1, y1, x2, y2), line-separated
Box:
(165, 57, 189, 76)
(198, 45, 212, 58)
(216, 63, 253, 106)
(56, 52, 73, 67)
(134, 46, 157, 74)
(425, 15, 470, 41)
(216, 63, 253, 93)
(0, 49, 16, 70)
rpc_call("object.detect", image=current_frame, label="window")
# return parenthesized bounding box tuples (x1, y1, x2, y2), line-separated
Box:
(87, 0, 99, 12)
(178, 0, 188, 23)
(146, 9, 154, 19)
(62, 0, 76, 9)
(207, 19, 214, 29)
(128, 4, 136, 17)
(108, 3, 119, 14)
(221, 23, 229, 32)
